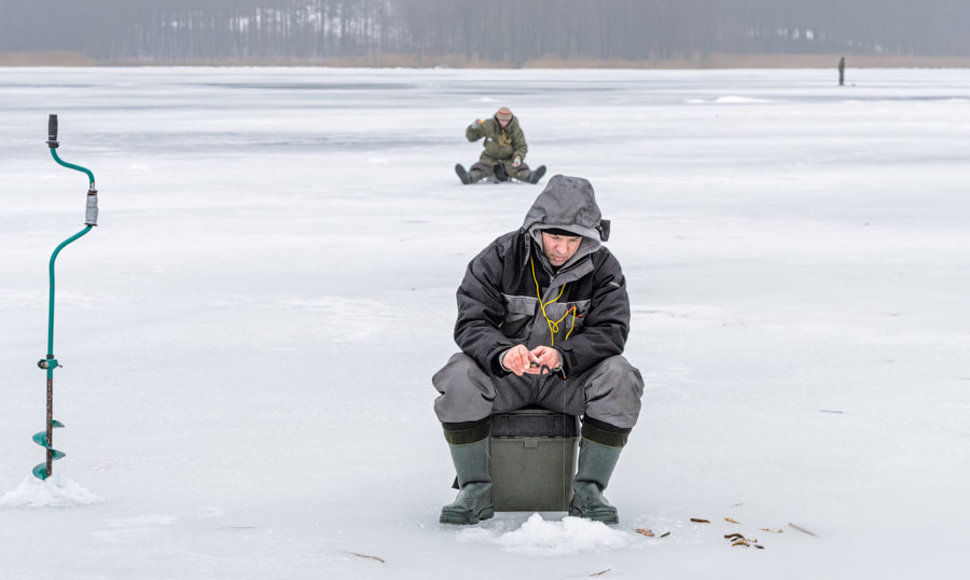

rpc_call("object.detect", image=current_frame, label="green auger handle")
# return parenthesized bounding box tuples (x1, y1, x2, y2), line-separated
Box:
(32, 113, 97, 480)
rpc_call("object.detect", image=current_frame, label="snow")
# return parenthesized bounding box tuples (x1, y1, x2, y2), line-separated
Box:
(458, 514, 636, 556)
(1, 475, 105, 508)
(1, 66, 969, 579)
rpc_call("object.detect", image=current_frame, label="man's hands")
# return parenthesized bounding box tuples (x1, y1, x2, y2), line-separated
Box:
(501, 345, 562, 376)
(512, 156, 522, 168)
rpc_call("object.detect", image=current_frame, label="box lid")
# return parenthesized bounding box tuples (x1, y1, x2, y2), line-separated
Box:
(491, 407, 579, 438)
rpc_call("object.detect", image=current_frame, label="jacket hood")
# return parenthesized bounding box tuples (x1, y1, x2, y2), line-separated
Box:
(524, 174, 610, 239)
(523, 174, 611, 268)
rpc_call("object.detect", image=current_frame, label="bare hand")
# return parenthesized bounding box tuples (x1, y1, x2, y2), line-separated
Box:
(502, 344, 540, 376)
(512, 156, 522, 168)
(524, 345, 561, 375)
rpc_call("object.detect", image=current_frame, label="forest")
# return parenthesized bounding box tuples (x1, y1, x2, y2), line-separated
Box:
(1, 0, 968, 65)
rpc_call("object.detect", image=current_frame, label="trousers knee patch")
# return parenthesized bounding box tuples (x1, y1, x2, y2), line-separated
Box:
(581, 416, 630, 447)
(443, 419, 491, 445)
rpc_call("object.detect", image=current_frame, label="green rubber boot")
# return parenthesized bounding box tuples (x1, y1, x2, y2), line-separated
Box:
(568, 438, 622, 525)
(440, 438, 494, 525)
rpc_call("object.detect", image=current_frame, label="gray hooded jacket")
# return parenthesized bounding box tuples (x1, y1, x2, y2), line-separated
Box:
(454, 175, 630, 378)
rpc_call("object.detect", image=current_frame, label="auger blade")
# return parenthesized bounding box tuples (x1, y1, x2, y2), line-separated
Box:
(32, 422, 66, 480)
(32, 421, 65, 450)
(32, 463, 50, 481)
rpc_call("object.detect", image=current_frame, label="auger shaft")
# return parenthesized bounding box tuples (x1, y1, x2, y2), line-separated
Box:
(46, 375, 53, 477)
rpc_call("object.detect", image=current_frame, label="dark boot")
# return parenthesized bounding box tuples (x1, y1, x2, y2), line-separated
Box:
(455, 164, 471, 184)
(568, 438, 623, 525)
(518, 165, 547, 184)
(440, 436, 494, 525)
(456, 163, 486, 184)
(529, 165, 547, 184)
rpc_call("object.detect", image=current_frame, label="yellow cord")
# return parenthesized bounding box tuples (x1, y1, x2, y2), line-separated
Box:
(530, 256, 578, 346)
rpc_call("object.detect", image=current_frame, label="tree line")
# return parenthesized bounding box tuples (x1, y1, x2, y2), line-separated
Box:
(2, 0, 968, 64)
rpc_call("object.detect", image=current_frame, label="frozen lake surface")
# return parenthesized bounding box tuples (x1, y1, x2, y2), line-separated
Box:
(1, 66, 969, 579)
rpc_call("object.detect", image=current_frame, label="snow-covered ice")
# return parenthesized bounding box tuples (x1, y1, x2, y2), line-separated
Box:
(0, 475, 105, 508)
(1, 66, 969, 579)
(458, 514, 637, 556)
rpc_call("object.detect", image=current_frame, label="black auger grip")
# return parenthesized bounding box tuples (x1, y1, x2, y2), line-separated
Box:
(47, 114, 59, 148)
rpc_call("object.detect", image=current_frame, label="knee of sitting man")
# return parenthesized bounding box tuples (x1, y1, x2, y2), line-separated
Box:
(434, 353, 483, 383)
(588, 357, 644, 401)
(434, 379, 493, 425)
(602, 356, 643, 381)
(434, 354, 494, 404)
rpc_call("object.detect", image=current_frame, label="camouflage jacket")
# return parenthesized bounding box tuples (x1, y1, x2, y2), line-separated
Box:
(465, 114, 528, 163)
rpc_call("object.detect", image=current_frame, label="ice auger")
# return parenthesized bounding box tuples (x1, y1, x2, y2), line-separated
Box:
(32, 114, 99, 480)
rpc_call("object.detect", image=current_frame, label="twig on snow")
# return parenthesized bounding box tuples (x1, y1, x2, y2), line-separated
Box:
(788, 522, 820, 537)
(342, 551, 386, 564)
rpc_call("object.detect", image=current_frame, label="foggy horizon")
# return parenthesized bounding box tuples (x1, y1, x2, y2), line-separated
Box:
(2, 1, 969, 66)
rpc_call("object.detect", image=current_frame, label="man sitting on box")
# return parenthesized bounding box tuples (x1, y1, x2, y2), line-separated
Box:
(432, 174, 644, 525)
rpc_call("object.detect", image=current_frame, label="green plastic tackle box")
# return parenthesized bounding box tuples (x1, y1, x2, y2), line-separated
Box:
(490, 407, 580, 512)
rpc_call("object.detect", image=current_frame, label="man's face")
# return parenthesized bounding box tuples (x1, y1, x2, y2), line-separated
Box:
(541, 231, 583, 267)
(497, 116, 511, 128)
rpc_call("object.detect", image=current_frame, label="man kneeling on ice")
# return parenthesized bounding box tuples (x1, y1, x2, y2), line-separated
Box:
(433, 175, 643, 525)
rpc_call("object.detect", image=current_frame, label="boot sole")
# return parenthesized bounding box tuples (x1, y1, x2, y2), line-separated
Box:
(568, 505, 619, 525)
(529, 166, 547, 184)
(440, 506, 495, 525)
(455, 164, 471, 185)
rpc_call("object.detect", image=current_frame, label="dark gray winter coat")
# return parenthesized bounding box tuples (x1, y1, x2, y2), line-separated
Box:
(454, 175, 630, 378)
